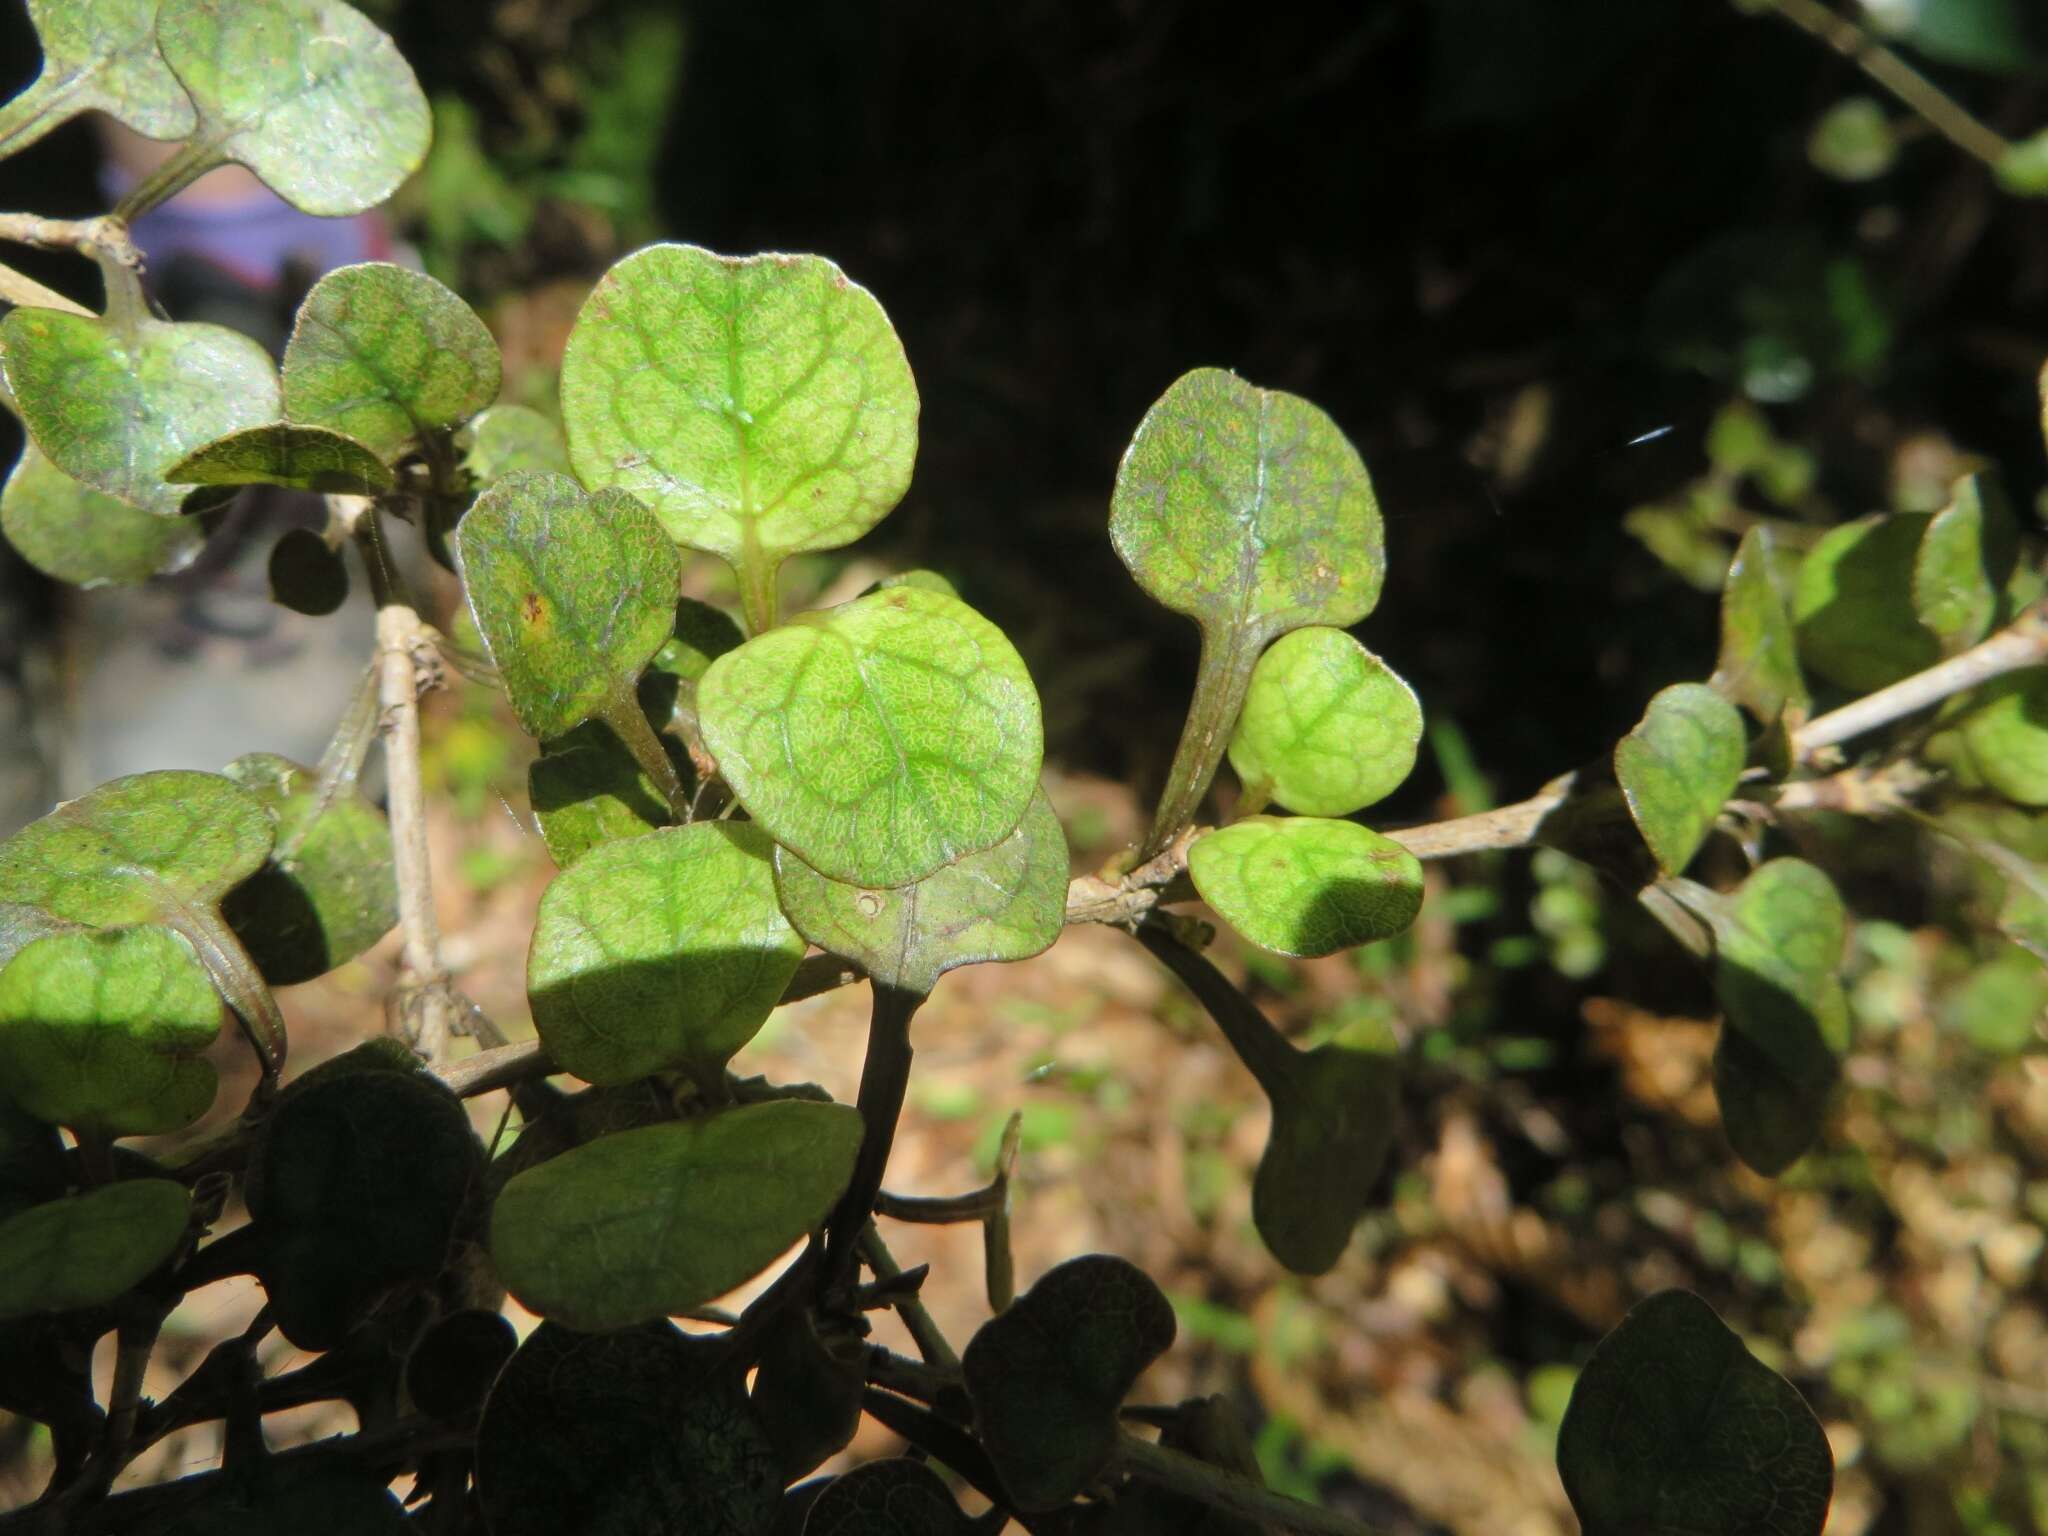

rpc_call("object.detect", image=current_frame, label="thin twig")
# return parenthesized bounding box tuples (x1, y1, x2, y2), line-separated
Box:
(0, 258, 91, 317)
(860, 1224, 960, 1372)
(1117, 1432, 1387, 1536)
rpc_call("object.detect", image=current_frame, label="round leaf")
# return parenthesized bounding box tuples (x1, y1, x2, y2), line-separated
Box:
(560, 244, 919, 578)
(463, 402, 571, 487)
(698, 586, 1044, 888)
(1614, 683, 1745, 877)
(219, 753, 397, 985)
(0, 770, 274, 930)
(528, 720, 673, 870)
(773, 788, 1067, 995)
(0, 925, 221, 1138)
(1557, 1289, 1832, 1536)
(804, 1460, 973, 1536)
(751, 1310, 864, 1482)
(1807, 96, 1895, 181)
(527, 822, 804, 1085)
(1954, 668, 2048, 807)
(0, 308, 280, 517)
(453, 470, 683, 740)
(1109, 367, 1385, 642)
(1226, 627, 1421, 816)
(1253, 1029, 1399, 1275)
(265, 527, 350, 616)
(0, 0, 196, 153)
(961, 1254, 1177, 1512)
(1710, 524, 1808, 726)
(1, 441, 205, 588)
(246, 1069, 480, 1350)
(405, 1308, 517, 1421)
(165, 422, 394, 495)
(159, 1469, 410, 1535)
(283, 263, 503, 461)
(0, 1180, 190, 1320)
(475, 1321, 779, 1536)
(489, 1100, 864, 1332)
(1913, 474, 2020, 654)
(156, 0, 431, 217)
(1792, 513, 1940, 693)
(1187, 816, 1423, 958)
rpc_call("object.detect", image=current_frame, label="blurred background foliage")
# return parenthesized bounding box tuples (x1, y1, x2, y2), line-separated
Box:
(6, 0, 2048, 1531)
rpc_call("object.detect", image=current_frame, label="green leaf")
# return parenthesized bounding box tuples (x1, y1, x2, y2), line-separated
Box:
(475, 1321, 779, 1536)
(527, 822, 804, 1085)
(165, 422, 394, 495)
(1226, 627, 1421, 817)
(528, 721, 672, 869)
(246, 1069, 480, 1350)
(1953, 669, 2048, 807)
(804, 1461, 973, 1536)
(265, 527, 350, 616)
(1807, 97, 1895, 182)
(1187, 817, 1423, 958)
(773, 788, 1066, 995)
(0, 308, 279, 518)
(640, 597, 744, 730)
(1557, 1289, 1832, 1536)
(1999, 128, 2048, 197)
(1614, 683, 1745, 877)
(159, 1469, 411, 1535)
(0, 0, 197, 155)
(1793, 513, 1940, 693)
(1110, 368, 1385, 637)
(0, 1180, 190, 1320)
(1253, 1025, 1400, 1275)
(1943, 947, 2048, 1055)
(453, 470, 682, 740)
(489, 1100, 863, 1332)
(1710, 524, 1808, 726)
(218, 753, 397, 986)
(463, 402, 571, 487)
(1109, 368, 1385, 849)
(749, 1310, 864, 1482)
(1913, 474, 2020, 654)
(559, 244, 918, 629)
(1, 441, 205, 588)
(961, 1254, 1176, 1512)
(0, 1095, 65, 1223)
(1682, 859, 1849, 1176)
(283, 262, 503, 461)
(156, 0, 431, 218)
(0, 925, 220, 1138)
(405, 1308, 517, 1422)
(698, 586, 1045, 888)
(0, 770, 274, 931)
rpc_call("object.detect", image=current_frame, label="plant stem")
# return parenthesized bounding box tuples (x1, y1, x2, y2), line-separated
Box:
(1116, 1431, 1388, 1536)
(598, 690, 690, 820)
(826, 982, 925, 1282)
(112, 141, 223, 224)
(860, 1225, 960, 1371)
(875, 1183, 1006, 1224)
(736, 531, 779, 636)
(1141, 623, 1264, 860)
(1752, 0, 2013, 169)
(1133, 916, 1298, 1094)
(858, 1388, 1011, 1510)
(342, 498, 460, 1063)
(1793, 599, 2048, 758)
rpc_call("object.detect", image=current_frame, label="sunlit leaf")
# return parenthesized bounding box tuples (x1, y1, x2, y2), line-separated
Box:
(559, 244, 918, 627)
(961, 1254, 1176, 1512)
(773, 789, 1066, 995)
(0, 307, 279, 517)
(155, 0, 431, 217)
(1913, 474, 2019, 654)
(0, 1180, 190, 1320)
(1614, 683, 1745, 877)
(1, 441, 204, 588)
(699, 586, 1044, 887)
(527, 822, 803, 1085)
(1226, 627, 1421, 817)
(528, 720, 672, 869)
(489, 1101, 863, 1332)
(453, 470, 682, 740)
(0, 0, 196, 155)
(475, 1321, 779, 1536)
(0, 925, 220, 1138)
(245, 1068, 480, 1350)
(1943, 947, 2048, 1054)
(1793, 512, 1940, 693)
(1710, 524, 1808, 725)
(1953, 668, 2048, 807)
(165, 422, 394, 495)
(463, 402, 570, 487)
(1187, 817, 1422, 958)
(1557, 1289, 1832, 1536)
(219, 753, 396, 985)
(283, 262, 503, 461)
